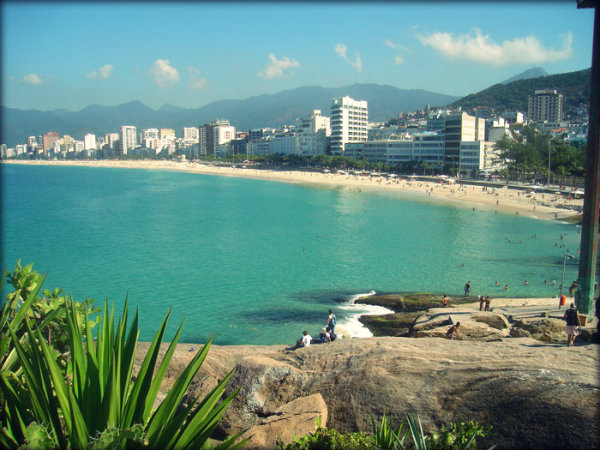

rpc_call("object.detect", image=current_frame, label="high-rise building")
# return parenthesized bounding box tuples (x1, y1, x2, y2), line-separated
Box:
(160, 128, 176, 140)
(330, 96, 368, 155)
(42, 131, 59, 153)
(528, 89, 563, 124)
(199, 120, 235, 156)
(104, 133, 120, 150)
(119, 126, 137, 155)
(142, 128, 160, 149)
(84, 133, 97, 150)
(182, 127, 199, 145)
(443, 112, 483, 168)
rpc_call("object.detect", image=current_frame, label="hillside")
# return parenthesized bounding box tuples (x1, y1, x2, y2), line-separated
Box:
(451, 68, 591, 115)
(1, 85, 458, 147)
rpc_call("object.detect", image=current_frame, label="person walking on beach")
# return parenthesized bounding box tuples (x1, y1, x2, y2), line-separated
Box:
(563, 304, 581, 347)
(327, 309, 336, 333)
(464, 281, 471, 296)
(484, 296, 491, 311)
(446, 322, 460, 340)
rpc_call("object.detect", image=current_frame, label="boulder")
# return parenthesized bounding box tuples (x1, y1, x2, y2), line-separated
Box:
(512, 318, 566, 342)
(239, 394, 327, 450)
(471, 312, 510, 330)
(413, 320, 508, 341)
(218, 356, 307, 435)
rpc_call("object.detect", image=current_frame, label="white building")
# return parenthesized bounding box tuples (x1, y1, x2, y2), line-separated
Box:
(104, 133, 120, 150)
(182, 127, 199, 145)
(330, 96, 368, 155)
(295, 110, 330, 156)
(142, 128, 160, 149)
(459, 141, 501, 174)
(84, 133, 97, 150)
(119, 126, 137, 155)
(269, 133, 299, 156)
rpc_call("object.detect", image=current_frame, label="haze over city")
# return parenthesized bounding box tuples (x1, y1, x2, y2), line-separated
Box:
(2, 0, 595, 112)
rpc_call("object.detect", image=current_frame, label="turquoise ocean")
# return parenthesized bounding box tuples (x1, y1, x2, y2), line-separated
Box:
(1, 163, 581, 345)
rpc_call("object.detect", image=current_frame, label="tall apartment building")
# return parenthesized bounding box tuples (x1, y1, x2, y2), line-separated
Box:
(42, 131, 59, 153)
(528, 89, 563, 124)
(295, 110, 331, 156)
(84, 133, 97, 150)
(160, 128, 176, 140)
(330, 96, 368, 155)
(199, 120, 235, 156)
(119, 126, 137, 156)
(142, 128, 160, 149)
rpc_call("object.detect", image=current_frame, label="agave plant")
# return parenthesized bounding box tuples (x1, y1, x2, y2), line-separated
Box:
(0, 296, 244, 449)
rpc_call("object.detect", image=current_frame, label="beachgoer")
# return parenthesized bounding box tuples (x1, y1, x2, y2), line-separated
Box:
(446, 322, 460, 340)
(524, 280, 528, 286)
(464, 281, 471, 296)
(484, 296, 491, 311)
(479, 295, 485, 311)
(319, 327, 333, 343)
(295, 330, 312, 348)
(327, 309, 336, 333)
(569, 281, 578, 296)
(504, 284, 508, 291)
(563, 304, 581, 347)
(442, 294, 450, 308)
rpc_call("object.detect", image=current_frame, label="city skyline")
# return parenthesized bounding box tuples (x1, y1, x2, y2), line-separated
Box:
(2, 1, 595, 112)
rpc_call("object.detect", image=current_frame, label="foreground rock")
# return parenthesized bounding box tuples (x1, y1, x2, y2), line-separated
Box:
(136, 335, 599, 450)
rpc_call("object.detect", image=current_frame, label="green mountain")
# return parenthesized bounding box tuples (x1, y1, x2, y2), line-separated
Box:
(451, 68, 591, 116)
(500, 67, 548, 84)
(1, 85, 458, 147)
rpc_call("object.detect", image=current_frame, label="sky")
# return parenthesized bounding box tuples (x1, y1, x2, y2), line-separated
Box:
(2, 1, 595, 112)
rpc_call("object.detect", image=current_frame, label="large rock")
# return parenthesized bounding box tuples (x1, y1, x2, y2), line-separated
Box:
(218, 356, 308, 435)
(511, 317, 566, 342)
(239, 394, 327, 450)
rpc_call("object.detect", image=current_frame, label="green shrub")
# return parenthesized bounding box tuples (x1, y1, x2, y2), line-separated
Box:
(278, 418, 375, 450)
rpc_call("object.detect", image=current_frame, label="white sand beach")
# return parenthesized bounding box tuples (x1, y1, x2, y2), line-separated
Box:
(2, 159, 583, 221)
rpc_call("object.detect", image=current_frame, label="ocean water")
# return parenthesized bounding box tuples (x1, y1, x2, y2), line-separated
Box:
(0, 163, 582, 345)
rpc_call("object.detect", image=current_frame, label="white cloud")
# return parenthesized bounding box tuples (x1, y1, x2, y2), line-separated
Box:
(384, 39, 398, 50)
(188, 67, 208, 90)
(257, 54, 300, 79)
(149, 59, 180, 87)
(22, 73, 46, 85)
(86, 64, 114, 80)
(416, 28, 573, 66)
(334, 43, 362, 71)
(394, 55, 405, 65)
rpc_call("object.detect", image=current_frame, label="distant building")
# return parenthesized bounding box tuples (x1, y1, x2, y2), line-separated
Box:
(443, 112, 484, 169)
(199, 120, 235, 156)
(160, 128, 176, 140)
(182, 127, 199, 145)
(84, 133, 97, 150)
(119, 126, 137, 155)
(42, 131, 59, 154)
(142, 128, 160, 149)
(104, 133, 120, 150)
(528, 89, 563, 124)
(330, 96, 368, 155)
(295, 110, 330, 156)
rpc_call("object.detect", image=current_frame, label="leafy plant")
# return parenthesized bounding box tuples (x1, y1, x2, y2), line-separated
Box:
(371, 414, 408, 450)
(428, 420, 493, 450)
(0, 295, 244, 449)
(279, 417, 375, 450)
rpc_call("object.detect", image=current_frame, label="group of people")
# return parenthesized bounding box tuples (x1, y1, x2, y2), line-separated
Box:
(294, 309, 337, 349)
(478, 295, 492, 311)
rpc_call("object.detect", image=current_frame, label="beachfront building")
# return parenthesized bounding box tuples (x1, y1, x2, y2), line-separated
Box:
(295, 110, 330, 156)
(486, 118, 511, 143)
(459, 141, 502, 175)
(142, 128, 160, 150)
(199, 119, 236, 156)
(119, 126, 137, 156)
(528, 89, 563, 125)
(246, 139, 270, 157)
(42, 131, 59, 156)
(182, 127, 199, 146)
(444, 112, 485, 172)
(345, 132, 445, 167)
(330, 96, 368, 155)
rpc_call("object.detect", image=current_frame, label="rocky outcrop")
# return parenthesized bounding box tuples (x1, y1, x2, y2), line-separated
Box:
(239, 394, 327, 450)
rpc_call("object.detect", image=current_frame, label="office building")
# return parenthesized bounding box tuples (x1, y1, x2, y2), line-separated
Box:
(443, 112, 484, 168)
(330, 96, 368, 155)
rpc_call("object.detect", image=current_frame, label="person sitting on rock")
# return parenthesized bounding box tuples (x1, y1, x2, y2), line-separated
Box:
(319, 327, 333, 343)
(446, 322, 460, 340)
(295, 330, 312, 348)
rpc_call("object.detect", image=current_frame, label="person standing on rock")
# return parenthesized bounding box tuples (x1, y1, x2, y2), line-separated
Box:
(464, 281, 471, 296)
(327, 309, 336, 334)
(563, 303, 581, 347)
(446, 322, 460, 340)
(484, 296, 491, 311)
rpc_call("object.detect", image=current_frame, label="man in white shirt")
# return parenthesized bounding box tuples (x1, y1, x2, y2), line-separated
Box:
(296, 330, 312, 348)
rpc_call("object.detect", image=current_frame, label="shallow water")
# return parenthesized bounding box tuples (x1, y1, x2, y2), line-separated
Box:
(0, 164, 581, 344)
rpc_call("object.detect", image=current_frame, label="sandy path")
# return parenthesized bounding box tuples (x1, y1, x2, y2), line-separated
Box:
(2, 159, 583, 221)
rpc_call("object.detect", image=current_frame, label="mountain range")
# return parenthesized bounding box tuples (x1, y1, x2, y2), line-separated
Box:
(0, 67, 592, 148)
(1, 85, 458, 147)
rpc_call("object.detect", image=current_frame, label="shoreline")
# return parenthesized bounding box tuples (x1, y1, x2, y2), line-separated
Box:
(1, 159, 583, 221)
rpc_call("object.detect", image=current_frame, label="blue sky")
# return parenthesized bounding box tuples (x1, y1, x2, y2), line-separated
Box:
(2, 1, 595, 111)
